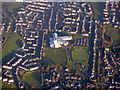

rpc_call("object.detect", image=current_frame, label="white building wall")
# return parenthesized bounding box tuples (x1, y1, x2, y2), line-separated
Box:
(49, 33, 72, 48)
(54, 40, 61, 48)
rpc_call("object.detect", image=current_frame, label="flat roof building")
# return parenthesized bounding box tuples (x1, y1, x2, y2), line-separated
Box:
(49, 33, 72, 48)
(3, 65, 12, 70)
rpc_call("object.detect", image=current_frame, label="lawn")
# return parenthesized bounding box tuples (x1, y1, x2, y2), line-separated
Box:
(72, 47, 88, 66)
(73, 35, 82, 39)
(3, 2, 23, 13)
(2, 32, 22, 64)
(104, 25, 119, 44)
(44, 48, 67, 66)
(22, 71, 41, 88)
(91, 2, 104, 21)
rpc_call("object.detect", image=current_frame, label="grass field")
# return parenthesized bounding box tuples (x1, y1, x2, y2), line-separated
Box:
(44, 48, 67, 66)
(91, 2, 104, 21)
(3, 2, 23, 13)
(104, 25, 119, 44)
(2, 32, 22, 64)
(72, 47, 88, 66)
(22, 71, 41, 88)
(73, 35, 82, 39)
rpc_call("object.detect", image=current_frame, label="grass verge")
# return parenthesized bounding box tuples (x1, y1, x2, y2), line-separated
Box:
(2, 32, 22, 64)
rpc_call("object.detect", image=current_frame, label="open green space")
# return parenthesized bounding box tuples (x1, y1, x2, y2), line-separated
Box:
(91, 2, 104, 21)
(2, 32, 22, 64)
(72, 47, 88, 66)
(22, 71, 41, 88)
(73, 35, 82, 39)
(104, 25, 119, 44)
(3, 2, 23, 14)
(2, 82, 16, 88)
(73, 35, 88, 40)
(44, 48, 67, 66)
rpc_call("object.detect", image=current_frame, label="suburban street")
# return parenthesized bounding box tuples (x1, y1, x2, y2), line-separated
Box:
(2, 2, 119, 89)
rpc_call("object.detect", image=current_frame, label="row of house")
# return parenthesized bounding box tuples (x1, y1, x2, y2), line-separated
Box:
(76, 38, 89, 47)
(55, 2, 93, 35)
(103, 1, 119, 30)
(2, 2, 48, 87)
(26, 2, 51, 12)
(39, 65, 83, 89)
(1, 18, 12, 33)
(102, 46, 116, 76)
(90, 24, 98, 81)
(2, 67, 14, 85)
(2, 78, 14, 84)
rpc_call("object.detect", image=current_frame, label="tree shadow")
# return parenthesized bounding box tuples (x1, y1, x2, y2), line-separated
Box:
(104, 34, 111, 42)
(44, 56, 56, 65)
(22, 80, 31, 88)
(44, 56, 66, 66)
(16, 39, 22, 48)
(2, 50, 15, 65)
